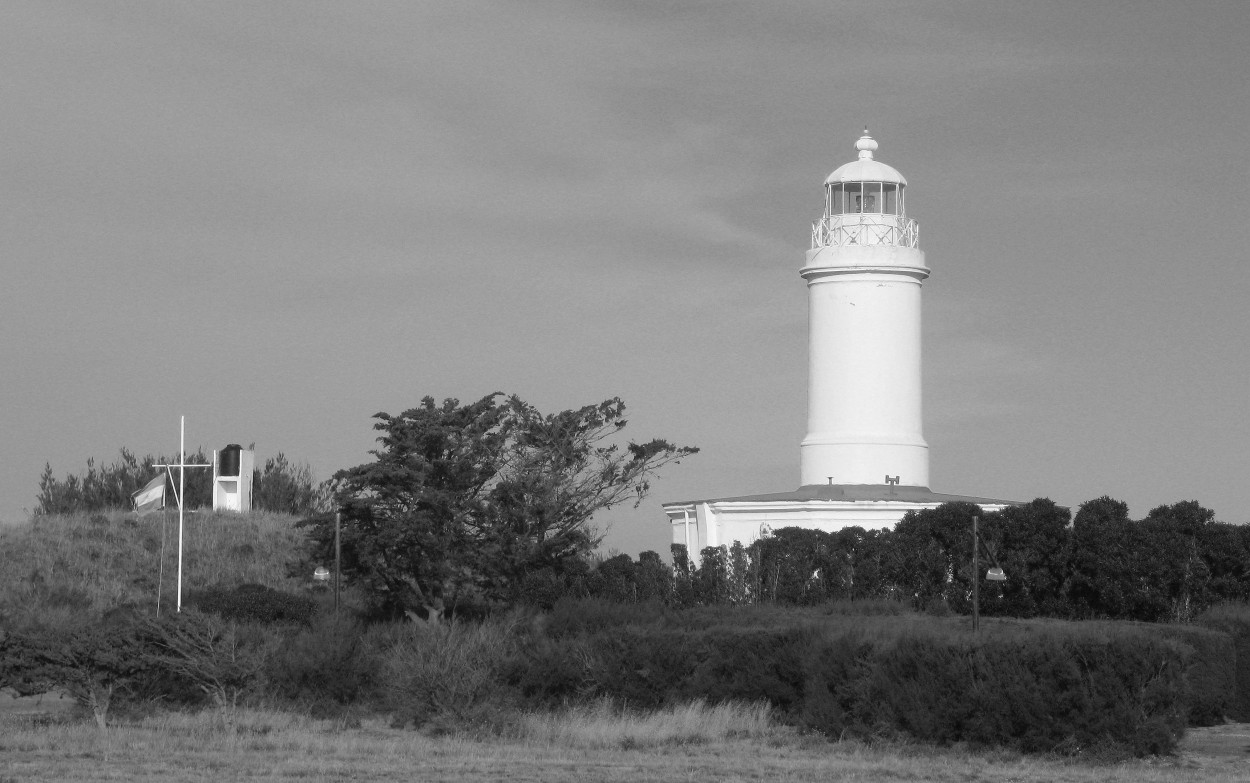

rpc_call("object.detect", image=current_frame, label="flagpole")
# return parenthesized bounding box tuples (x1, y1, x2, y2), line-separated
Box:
(178, 415, 185, 612)
(150, 418, 210, 616)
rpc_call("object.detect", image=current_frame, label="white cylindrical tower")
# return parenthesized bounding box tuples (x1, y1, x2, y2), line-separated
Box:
(800, 130, 930, 487)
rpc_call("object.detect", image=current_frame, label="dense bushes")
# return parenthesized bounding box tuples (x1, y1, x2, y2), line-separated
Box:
(506, 604, 1198, 755)
(1197, 603, 1250, 721)
(6, 594, 1245, 755)
(6, 504, 1249, 757)
(37, 448, 327, 515)
(37, 448, 213, 515)
(263, 615, 379, 712)
(1152, 623, 1237, 726)
(378, 617, 521, 728)
(185, 583, 315, 625)
(803, 627, 1186, 754)
(575, 500, 1250, 628)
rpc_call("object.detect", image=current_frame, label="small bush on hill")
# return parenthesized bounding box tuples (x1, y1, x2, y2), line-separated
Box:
(36, 448, 326, 515)
(185, 583, 315, 625)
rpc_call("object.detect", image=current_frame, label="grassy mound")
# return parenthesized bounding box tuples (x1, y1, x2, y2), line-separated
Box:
(0, 511, 307, 625)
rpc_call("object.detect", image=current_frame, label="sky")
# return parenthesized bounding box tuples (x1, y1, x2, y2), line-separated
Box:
(3, 1, 1249, 557)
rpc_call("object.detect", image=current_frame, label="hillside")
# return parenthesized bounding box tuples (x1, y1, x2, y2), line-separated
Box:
(0, 510, 309, 625)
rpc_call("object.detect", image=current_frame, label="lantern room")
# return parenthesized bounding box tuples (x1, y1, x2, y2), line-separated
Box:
(812, 129, 918, 249)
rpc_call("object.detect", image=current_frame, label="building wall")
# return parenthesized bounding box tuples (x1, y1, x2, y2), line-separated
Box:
(667, 500, 1011, 564)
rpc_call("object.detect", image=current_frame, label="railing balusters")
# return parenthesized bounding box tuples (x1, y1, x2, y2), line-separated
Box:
(811, 214, 918, 250)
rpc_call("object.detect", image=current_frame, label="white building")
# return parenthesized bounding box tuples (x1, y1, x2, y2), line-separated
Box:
(665, 130, 1018, 557)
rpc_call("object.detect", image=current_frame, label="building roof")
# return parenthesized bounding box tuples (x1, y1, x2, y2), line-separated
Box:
(663, 484, 1025, 508)
(825, 158, 907, 186)
(824, 130, 907, 186)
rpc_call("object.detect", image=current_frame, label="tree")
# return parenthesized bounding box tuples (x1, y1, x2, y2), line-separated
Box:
(1199, 522, 1250, 603)
(1068, 497, 1218, 622)
(883, 503, 980, 612)
(301, 394, 696, 618)
(1067, 496, 1134, 618)
(751, 528, 842, 605)
(1140, 501, 1215, 622)
(980, 499, 1071, 618)
(251, 453, 328, 514)
(146, 612, 272, 730)
(636, 550, 674, 604)
(1, 617, 153, 730)
(694, 545, 731, 604)
(834, 526, 890, 601)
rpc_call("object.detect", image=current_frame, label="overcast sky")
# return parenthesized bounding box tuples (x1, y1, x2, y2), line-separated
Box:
(4, 1, 1249, 555)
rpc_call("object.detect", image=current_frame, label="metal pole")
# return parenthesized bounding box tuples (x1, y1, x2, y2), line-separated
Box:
(177, 415, 185, 613)
(972, 514, 979, 633)
(334, 511, 341, 615)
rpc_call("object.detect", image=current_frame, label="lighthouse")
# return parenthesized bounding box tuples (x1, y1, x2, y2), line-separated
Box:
(664, 130, 1018, 557)
(801, 129, 928, 488)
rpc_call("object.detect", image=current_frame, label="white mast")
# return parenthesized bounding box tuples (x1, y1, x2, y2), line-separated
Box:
(155, 416, 211, 611)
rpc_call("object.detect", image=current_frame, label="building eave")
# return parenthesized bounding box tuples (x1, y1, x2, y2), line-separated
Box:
(662, 483, 1025, 511)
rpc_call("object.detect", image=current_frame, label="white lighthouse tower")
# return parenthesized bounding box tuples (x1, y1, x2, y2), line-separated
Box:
(801, 129, 928, 488)
(664, 130, 1018, 558)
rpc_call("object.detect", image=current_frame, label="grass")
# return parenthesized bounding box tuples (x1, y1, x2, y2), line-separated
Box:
(0, 510, 307, 623)
(0, 704, 1246, 783)
(515, 698, 780, 749)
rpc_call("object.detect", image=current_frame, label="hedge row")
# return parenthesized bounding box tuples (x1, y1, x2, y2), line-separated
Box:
(1152, 622, 1236, 725)
(6, 594, 1244, 755)
(510, 609, 1195, 755)
(1198, 603, 1250, 721)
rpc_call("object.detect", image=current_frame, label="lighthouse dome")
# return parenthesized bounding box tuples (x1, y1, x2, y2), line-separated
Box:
(824, 130, 907, 186)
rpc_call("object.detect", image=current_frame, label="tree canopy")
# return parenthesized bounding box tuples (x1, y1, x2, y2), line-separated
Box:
(300, 393, 697, 618)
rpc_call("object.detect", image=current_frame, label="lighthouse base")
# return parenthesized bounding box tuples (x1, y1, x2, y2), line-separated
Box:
(663, 484, 1019, 565)
(799, 439, 929, 487)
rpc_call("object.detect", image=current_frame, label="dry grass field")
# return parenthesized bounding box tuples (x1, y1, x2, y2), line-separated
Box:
(2, 701, 1247, 783)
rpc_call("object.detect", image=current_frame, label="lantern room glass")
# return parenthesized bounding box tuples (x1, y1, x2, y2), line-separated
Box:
(827, 182, 904, 216)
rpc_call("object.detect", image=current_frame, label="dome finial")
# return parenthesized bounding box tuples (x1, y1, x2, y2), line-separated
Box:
(856, 127, 877, 160)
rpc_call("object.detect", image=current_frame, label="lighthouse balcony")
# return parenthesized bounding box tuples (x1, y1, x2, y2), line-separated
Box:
(812, 213, 919, 249)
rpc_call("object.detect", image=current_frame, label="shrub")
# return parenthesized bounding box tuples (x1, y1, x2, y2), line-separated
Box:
(378, 616, 521, 729)
(262, 615, 379, 713)
(566, 627, 812, 713)
(144, 611, 273, 719)
(801, 624, 1187, 755)
(1151, 622, 1236, 726)
(1, 613, 172, 729)
(543, 597, 676, 638)
(1197, 602, 1250, 721)
(36, 449, 213, 514)
(511, 610, 1192, 756)
(251, 453, 328, 515)
(185, 583, 315, 625)
(505, 632, 596, 705)
(581, 628, 704, 709)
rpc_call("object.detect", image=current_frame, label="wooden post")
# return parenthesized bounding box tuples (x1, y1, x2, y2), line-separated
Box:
(972, 514, 980, 633)
(334, 511, 341, 615)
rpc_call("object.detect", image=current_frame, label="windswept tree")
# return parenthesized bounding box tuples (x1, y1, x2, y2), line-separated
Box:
(301, 394, 696, 618)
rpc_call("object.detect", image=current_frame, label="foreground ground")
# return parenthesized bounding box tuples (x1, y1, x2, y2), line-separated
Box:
(1, 698, 1248, 783)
